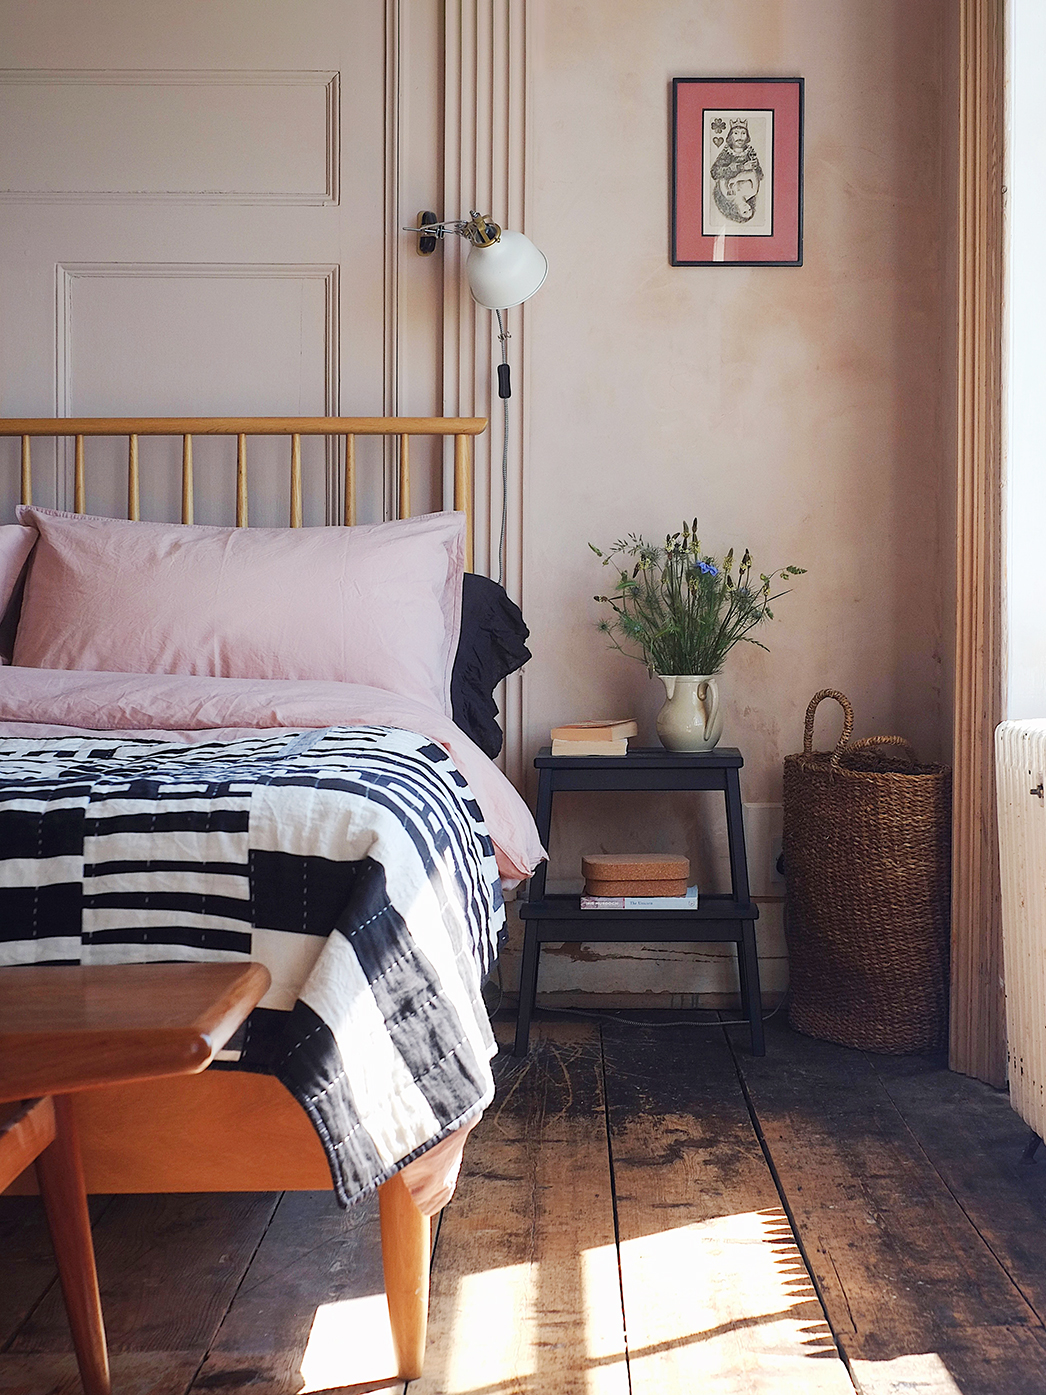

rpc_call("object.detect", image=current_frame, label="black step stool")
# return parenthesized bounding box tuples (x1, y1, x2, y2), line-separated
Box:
(514, 746, 764, 1057)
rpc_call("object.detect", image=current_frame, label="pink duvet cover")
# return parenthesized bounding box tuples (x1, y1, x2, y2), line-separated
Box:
(0, 665, 545, 883)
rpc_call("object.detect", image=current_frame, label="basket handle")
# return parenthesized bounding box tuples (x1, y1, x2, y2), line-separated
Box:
(844, 735, 919, 764)
(803, 689, 855, 756)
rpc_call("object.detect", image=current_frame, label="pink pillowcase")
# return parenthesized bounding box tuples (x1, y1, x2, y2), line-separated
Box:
(13, 508, 465, 714)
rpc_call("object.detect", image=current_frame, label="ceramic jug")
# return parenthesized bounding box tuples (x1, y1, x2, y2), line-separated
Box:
(655, 674, 723, 751)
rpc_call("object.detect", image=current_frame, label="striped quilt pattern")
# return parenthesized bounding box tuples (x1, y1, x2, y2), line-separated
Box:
(0, 725, 504, 1206)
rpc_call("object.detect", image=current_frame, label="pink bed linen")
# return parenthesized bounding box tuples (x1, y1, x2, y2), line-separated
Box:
(14, 508, 465, 716)
(0, 665, 545, 882)
(398, 1117, 479, 1216)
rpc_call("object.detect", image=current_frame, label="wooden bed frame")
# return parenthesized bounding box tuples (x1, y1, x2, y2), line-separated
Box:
(0, 414, 488, 1379)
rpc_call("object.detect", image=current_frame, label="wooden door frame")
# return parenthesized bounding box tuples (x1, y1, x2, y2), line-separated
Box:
(950, 0, 1006, 1086)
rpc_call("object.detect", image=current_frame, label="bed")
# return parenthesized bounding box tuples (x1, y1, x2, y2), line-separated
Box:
(0, 416, 544, 1375)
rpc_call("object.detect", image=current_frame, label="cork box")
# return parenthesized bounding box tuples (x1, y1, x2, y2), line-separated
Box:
(581, 852, 690, 898)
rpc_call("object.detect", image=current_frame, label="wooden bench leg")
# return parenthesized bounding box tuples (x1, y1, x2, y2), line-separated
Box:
(378, 1172, 431, 1381)
(35, 1094, 112, 1395)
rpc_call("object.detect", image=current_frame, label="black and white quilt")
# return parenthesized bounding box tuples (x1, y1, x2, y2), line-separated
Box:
(0, 725, 505, 1207)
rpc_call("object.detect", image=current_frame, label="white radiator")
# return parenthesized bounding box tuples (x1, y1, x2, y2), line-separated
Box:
(996, 720, 1046, 1133)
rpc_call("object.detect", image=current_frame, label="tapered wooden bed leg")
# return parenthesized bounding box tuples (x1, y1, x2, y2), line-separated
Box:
(378, 1173, 431, 1381)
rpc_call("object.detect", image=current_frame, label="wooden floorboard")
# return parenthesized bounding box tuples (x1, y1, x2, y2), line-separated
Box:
(191, 1190, 403, 1395)
(0, 1351, 202, 1395)
(729, 1018, 1046, 1395)
(0, 1195, 111, 1352)
(870, 1051, 1046, 1320)
(410, 1019, 629, 1395)
(2, 1191, 279, 1395)
(603, 1020, 855, 1394)
(8, 1192, 281, 1359)
(6, 1017, 1046, 1393)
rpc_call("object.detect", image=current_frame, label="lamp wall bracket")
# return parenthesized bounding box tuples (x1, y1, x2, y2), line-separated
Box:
(409, 209, 502, 254)
(416, 211, 439, 255)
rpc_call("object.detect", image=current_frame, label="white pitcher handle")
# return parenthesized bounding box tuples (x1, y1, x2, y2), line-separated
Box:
(699, 677, 719, 741)
(660, 675, 676, 701)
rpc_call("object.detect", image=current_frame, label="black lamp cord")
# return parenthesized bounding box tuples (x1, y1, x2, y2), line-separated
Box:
(495, 308, 510, 587)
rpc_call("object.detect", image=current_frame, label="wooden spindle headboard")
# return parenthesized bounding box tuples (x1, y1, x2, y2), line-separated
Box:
(1, 416, 487, 571)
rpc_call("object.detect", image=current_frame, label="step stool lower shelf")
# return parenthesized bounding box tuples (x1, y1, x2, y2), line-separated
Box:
(514, 745, 765, 1059)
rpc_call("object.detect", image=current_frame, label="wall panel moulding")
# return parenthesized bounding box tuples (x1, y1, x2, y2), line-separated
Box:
(0, 70, 339, 204)
(443, 1, 530, 788)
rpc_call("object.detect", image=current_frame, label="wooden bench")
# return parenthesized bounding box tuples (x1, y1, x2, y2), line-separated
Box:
(0, 963, 432, 1390)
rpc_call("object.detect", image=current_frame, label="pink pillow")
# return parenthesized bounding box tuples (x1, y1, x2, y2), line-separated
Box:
(13, 508, 465, 714)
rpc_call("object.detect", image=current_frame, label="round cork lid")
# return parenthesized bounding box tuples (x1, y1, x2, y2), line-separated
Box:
(580, 852, 690, 882)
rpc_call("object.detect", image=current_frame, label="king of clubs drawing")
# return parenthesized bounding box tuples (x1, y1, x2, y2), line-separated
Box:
(702, 110, 774, 237)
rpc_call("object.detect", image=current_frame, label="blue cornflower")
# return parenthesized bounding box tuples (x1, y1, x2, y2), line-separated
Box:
(695, 560, 718, 576)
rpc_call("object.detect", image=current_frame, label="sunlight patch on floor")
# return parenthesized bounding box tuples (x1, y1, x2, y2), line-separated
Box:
(428, 1248, 628, 1394)
(618, 1208, 853, 1392)
(850, 1353, 965, 1394)
(582, 1241, 629, 1367)
(441, 1261, 539, 1389)
(299, 1292, 398, 1392)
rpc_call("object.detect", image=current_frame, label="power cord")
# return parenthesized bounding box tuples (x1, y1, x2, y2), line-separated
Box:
(494, 308, 510, 586)
(515, 993, 790, 1031)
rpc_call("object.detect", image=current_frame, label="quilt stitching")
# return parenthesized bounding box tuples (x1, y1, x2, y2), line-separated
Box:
(0, 723, 503, 1208)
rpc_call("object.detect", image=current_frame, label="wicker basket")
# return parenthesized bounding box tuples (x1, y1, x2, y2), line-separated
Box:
(782, 690, 952, 1053)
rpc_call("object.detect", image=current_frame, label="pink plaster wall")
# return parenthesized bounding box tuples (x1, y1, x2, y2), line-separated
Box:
(524, 0, 947, 796)
(514, 0, 949, 996)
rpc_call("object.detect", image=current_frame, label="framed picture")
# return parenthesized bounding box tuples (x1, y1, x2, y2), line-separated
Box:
(672, 77, 803, 267)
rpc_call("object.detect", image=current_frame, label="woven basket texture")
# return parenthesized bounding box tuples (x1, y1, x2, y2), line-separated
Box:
(782, 690, 952, 1053)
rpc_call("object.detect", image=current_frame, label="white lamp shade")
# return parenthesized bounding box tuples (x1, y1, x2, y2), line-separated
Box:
(465, 229, 548, 309)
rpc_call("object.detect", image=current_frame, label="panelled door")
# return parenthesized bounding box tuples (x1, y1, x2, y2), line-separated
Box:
(0, 1, 395, 526)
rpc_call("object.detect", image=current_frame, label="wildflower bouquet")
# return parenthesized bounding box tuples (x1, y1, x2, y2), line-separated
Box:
(591, 520, 805, 676)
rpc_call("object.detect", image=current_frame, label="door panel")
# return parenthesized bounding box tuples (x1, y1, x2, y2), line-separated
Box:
(59, 263, 338, 526)
(0, 1, 390, 525)
(0, 70, 338, 202)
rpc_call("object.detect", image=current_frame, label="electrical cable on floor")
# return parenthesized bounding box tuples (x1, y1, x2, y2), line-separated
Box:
(519, 993, 790, 1031)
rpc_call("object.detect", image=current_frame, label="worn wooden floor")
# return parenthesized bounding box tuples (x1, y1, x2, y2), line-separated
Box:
(5, 1013, 1046, 1395)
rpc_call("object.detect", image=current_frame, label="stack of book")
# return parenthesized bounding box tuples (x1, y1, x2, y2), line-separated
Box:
(580, 852, 698, 909)
(550, 718, 638, 756)
(580, 884, 699, 909)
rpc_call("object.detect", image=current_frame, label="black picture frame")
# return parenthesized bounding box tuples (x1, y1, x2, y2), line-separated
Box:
(672, 77, 804, 267)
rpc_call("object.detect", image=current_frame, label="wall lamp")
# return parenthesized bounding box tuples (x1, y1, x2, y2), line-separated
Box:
(408, 210, 548, 312)
(407, 210, 546, 403)
(408, 210, 546, 582)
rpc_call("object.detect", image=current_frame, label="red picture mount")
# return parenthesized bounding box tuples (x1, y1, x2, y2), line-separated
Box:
(672, 77, 803, 267)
